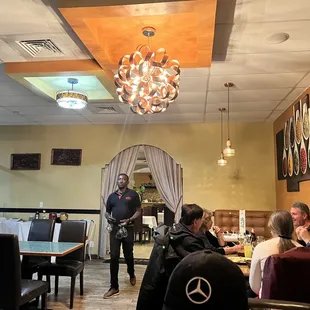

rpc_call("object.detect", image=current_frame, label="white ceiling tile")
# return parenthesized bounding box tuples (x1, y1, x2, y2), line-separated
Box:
(266, 110, 284, 122)
(276, 100, 293, 111)
(0, 0, 89, 62)
(0, 95, 52, 107)
(297, 73, 310, 88)
(181, 68, 210, 77)
(229, 111, 271, 120)
(25, 114, 89, 123)
(206, 101, 279, 113)
(227, 21, 310, 54)
(82, 114, 146, 124)
(5, 106, 77, 115)
(0, 113, 30, 123)
(0, 81, 33, 96)
(180, 76, 208, 92)
(285, 88, 306, 101)
(208, 73, 305, 90)
(0, 107, 19, 115)
(207, 89, 290, 103)
(144, 113, 203, 123)
(234, 0, 310, 23)
(165, 104, 205, 114)
(211, 52, 310, 75)
(174, 92, 206, 105)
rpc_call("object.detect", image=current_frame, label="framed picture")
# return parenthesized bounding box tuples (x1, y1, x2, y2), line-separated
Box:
(51, 148, 82, 166)
(10, 153, 41, 170)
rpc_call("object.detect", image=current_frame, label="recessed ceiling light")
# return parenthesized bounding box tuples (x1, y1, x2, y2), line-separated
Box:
(265, 32, 290, 44)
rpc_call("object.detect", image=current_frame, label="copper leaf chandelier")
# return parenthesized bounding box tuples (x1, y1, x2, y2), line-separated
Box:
(114, 27, 180, 115)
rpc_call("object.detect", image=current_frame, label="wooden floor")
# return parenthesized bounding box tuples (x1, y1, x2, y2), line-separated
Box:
(45, 260, 146, 310)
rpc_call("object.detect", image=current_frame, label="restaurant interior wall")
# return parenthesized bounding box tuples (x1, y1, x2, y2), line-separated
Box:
(274, 86, 310, 211)
(0, 122, 276, 254)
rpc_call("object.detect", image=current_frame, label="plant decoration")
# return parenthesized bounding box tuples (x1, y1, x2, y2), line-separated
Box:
(134, 185, 146, 199)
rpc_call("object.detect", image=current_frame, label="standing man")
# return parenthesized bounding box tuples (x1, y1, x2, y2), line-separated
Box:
(290, 201, 310, 246)
(103, 173, 141, 299)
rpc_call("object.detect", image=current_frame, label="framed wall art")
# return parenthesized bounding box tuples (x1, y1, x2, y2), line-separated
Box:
(10, 153, 41, 170)
(51, 148, 82, 166)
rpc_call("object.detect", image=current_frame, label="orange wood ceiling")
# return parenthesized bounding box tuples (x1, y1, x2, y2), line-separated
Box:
(59, 0, 217, 69)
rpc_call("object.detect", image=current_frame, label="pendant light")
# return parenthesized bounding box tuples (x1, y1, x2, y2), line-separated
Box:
(218, 108, 227, 166)
(223, 82, 236, 157)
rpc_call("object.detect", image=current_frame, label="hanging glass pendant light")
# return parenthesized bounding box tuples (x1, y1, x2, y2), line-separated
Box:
(218, 108, 227, 166)
(223, 82, 236, 157)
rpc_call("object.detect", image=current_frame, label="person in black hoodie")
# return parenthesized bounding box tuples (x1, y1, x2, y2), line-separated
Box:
(136, 204, 205, 310)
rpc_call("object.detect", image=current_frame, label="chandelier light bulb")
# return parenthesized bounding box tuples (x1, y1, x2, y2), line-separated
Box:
(114, 27, 180, 115)
(56, 78, 88, 110)
(223, 139, 236, 157)
(218, 152, 227, 166)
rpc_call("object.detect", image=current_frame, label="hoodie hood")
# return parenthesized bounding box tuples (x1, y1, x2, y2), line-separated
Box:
(169, 222, 196, 241)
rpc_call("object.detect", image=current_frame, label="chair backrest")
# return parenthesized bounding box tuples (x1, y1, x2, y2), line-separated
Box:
(56, 220, 87, 263)
(261, 247, 310, 303)
(82, 219, 95, 241)
(0, 234, 21, 309)
(134, 212, 143, 234)
(248, 297, 310, 309)
(28, 219, 55, 241)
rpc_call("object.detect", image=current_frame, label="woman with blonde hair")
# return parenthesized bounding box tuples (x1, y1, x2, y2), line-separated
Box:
(197, 209, 243, 255)
(249, 210, 302, 296)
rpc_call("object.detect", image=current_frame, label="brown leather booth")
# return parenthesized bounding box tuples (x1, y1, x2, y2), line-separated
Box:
(214, 210, 272, 239)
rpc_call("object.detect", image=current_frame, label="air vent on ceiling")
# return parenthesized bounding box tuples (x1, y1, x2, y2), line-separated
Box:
(15, 39, 64, 57)
(87, 103, 125, 114)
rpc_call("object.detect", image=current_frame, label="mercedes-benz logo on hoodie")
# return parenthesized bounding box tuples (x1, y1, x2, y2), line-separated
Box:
(185, 276, 212, 305)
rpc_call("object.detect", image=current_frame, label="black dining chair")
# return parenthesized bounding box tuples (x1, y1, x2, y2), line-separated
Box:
(38, 220, 87, 309)
(0, 234, 48, 310)
(21, 219, 55, 292)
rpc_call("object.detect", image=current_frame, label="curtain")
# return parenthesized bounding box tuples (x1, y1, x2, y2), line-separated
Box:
(144, 145, 183, 223)
(99, 145, 140, 257)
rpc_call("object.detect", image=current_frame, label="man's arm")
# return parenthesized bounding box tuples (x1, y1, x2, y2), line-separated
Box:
(105, 195, 112, 220)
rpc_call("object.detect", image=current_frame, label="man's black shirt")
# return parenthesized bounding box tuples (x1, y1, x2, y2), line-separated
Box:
(106, 189, 141, 224)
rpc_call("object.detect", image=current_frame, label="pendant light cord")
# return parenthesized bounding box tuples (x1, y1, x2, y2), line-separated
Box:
(227, 84, 230, 139)
(220, 109, 223, 153)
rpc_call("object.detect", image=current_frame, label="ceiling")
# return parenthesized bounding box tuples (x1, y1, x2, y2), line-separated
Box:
(0, 0, 309, 125)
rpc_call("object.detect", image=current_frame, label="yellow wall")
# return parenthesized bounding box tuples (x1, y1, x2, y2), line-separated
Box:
(0, 122, 276, 253)
(273, 87, 310, 211)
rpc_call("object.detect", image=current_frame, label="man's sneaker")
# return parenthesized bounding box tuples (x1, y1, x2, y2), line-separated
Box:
(103, 288, 119, 299)
(130, 275, 136, 286)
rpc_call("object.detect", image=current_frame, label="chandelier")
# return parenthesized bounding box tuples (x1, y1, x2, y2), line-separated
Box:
(114, 27, 180, 115)
(218, 108, 227, 166)
(56, 78, 88, 109)
(223, 82, 236, 157)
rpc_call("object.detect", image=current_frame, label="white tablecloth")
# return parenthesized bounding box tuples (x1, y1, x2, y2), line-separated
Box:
(143, 216, 157, 229)
(158, 212, 164, 224)
(0, 221, 61, 241)
(223, 234, 239, 242)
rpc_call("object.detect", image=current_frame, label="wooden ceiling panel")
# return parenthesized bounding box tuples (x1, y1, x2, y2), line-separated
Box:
(59, 0, 217, 69)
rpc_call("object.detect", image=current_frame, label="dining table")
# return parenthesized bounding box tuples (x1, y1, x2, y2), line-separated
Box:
(19, 241, 83, 257)
(226, 254, 251, 277)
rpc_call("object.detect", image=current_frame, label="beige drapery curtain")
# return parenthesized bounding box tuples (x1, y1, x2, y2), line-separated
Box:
(99, 145, 140, 257)
(144, 145, 183, 222)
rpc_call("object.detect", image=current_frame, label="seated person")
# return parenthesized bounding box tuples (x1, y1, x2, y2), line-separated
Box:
(201, 210, 225, 248)
(290, 201, 310, 246)
(296, 226, 310, 246)
(249, 210, 302, 297)
(136, 204, 205, 310)
(197, 210, 243, 255)
(162, 250, 248, 310)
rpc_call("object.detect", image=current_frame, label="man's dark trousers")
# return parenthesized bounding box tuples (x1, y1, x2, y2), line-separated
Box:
(110, 226, 135, 289)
